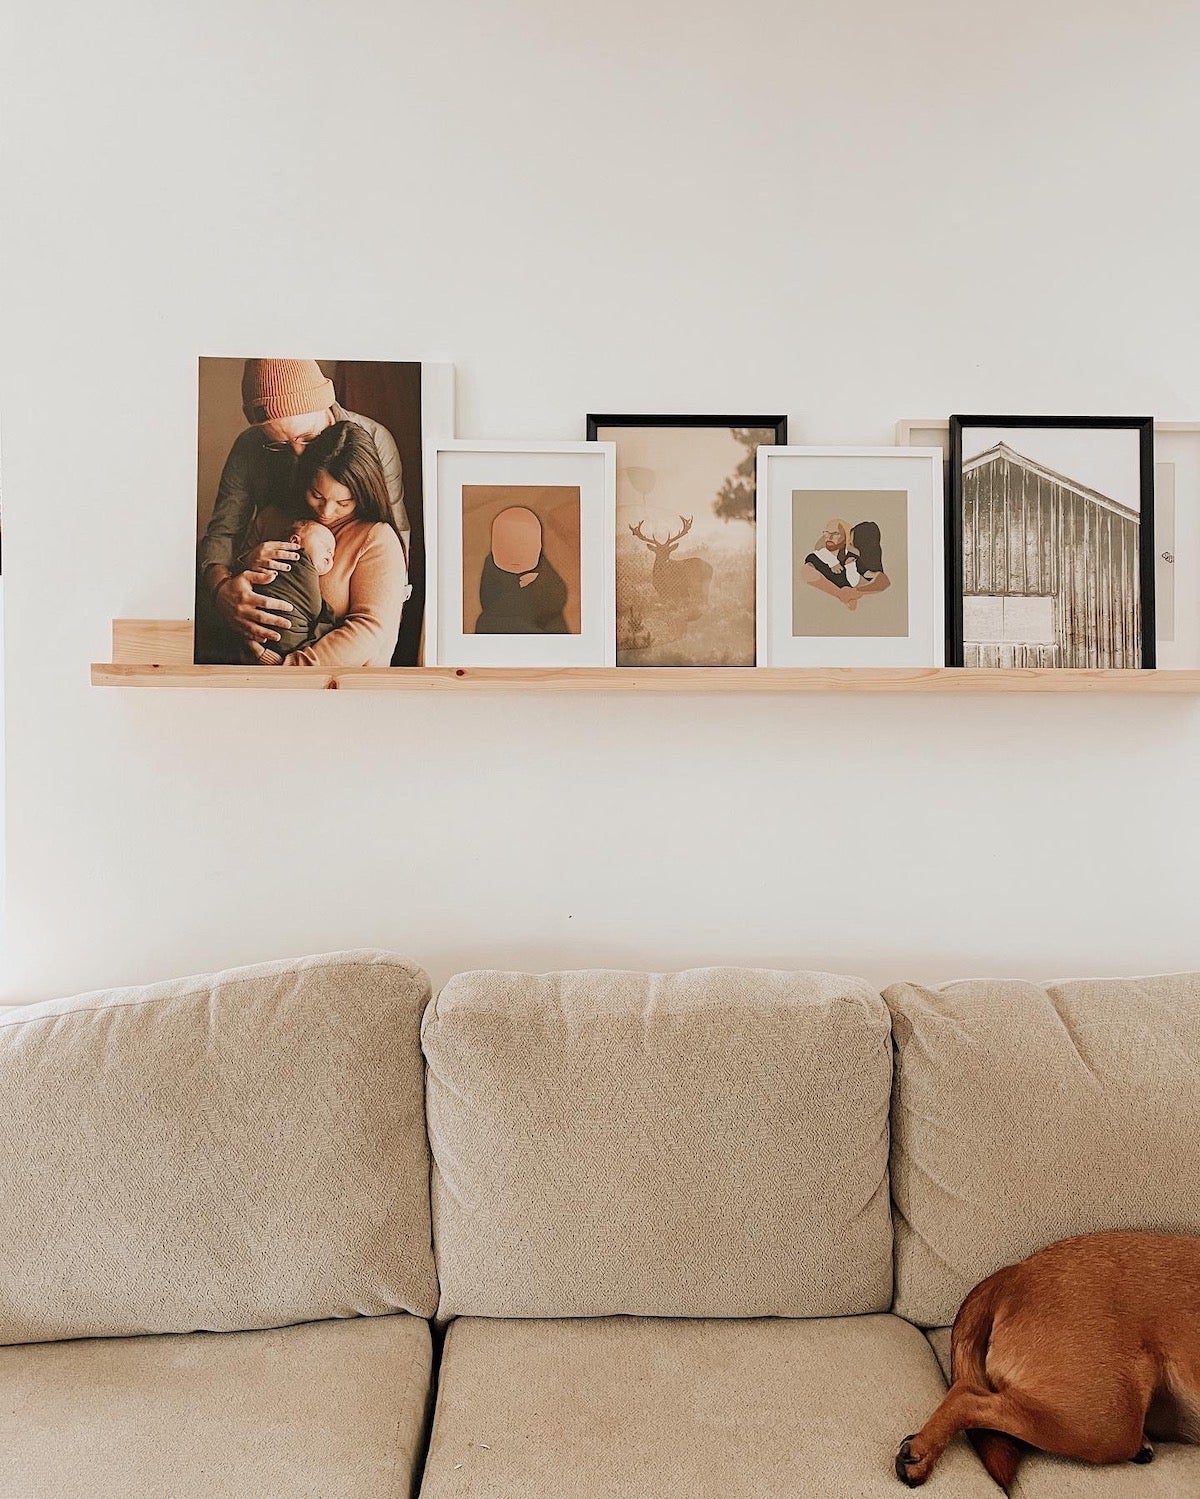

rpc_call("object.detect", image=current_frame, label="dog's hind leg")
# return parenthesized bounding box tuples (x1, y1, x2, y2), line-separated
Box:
(896, 1380, 1148, 1489)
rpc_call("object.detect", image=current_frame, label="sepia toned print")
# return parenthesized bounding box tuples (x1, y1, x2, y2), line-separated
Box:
(790, 489, 909, 639)
(953, 421, 1153, 669)
(593, 422, 781, 666)
(461, 484, 581, 635)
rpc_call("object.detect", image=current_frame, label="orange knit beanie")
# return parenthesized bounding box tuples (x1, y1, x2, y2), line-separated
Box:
(241, 358, 336, 424)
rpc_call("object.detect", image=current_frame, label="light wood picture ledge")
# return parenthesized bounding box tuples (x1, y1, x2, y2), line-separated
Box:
(90, 621, 1200, 693)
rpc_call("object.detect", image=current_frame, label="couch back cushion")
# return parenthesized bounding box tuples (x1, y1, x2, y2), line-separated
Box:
(0, 950, 437, 1344)
(423, 967, 893, 1320)
(886, 974, 1200, 1327)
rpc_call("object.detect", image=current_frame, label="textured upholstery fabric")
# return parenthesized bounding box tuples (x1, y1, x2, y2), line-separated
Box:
(423, 967, 893, 1320)
(418, 1313, 996, 1498)
(0, 1315, 432, 1499)
(0, 950, 438, 1343)
(925, 1328, 1200, 1497)
(886, 974, 1200, 1327)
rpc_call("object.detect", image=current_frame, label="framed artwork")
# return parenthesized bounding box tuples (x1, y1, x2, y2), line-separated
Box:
(586, 414, 787, 666)
(899, 418, 1198, 668)
(428, 441, 616, 667)
(756, 446, 944, 667)
(194, 358, 454, 668)
(947, 417, 1155, 669)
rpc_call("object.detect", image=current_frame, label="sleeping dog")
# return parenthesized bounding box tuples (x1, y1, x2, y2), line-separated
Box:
(895, 1231, 1200, 1493)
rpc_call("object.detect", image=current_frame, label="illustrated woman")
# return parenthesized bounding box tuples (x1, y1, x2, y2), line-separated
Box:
(475, 506, 568, 634)
(844, 520, 890, 596)
(239, 421, 409, 666)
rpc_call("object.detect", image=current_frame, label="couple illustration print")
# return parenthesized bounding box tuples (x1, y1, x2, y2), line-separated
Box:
(792, 489, 909, 639)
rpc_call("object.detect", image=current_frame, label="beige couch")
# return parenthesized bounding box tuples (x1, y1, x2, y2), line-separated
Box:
(2, 952, 1197, 1497)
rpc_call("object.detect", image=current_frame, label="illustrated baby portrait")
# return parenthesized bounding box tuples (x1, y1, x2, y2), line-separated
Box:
(791, 489, 909, 638)
(461, 485, 582, 636)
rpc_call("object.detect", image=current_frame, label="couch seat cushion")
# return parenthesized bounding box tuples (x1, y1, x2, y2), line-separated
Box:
(0, 1314, 431, 1499)
(925, 1329, 1200, 1497)
(418, 1313, 996, 1497)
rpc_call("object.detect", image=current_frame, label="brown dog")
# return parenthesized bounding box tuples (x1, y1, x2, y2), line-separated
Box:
(895, 1231, 1200, 1492)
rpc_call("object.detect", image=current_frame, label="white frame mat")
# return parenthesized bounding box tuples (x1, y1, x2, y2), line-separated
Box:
(757, 446, 944, 668)
(429, 440, 616, 667)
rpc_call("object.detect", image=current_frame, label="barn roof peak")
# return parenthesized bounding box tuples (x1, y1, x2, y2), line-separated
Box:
(963, 442, 1140, 522)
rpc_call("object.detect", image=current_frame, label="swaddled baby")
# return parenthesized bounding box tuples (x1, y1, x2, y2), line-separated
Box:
(256, 520, 337, 663)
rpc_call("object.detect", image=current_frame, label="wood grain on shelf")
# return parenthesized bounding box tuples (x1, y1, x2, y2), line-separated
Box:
(112, 619, 193, 665)
(92, 625, 1200, 693)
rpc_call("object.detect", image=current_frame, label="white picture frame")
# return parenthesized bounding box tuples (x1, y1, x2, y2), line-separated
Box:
(428, 441, 616, 667)
(896, 418, 1200, 668)
(756, 446, 944, 667)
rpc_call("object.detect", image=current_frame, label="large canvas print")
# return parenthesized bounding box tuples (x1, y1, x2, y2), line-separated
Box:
(194, 358, 452, 667)
(586, 415, 786, 667)
(949, 417, 1155, 669)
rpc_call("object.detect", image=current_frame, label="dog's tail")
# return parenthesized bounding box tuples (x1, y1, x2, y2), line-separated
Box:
(949, 1269, 1003, 1390)
(951, 1271, 1022, 1493)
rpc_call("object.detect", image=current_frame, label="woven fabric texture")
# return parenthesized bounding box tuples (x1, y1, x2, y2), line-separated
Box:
(419, 1313, 995, 1498)
(423, 966, 893, 1320)
(0, 949, 438, 1344)
(0, 1315, 432, 1499)
(886, 973, 1200, 1327)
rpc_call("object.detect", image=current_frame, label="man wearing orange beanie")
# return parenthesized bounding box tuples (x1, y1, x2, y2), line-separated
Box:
(198, 359, 409, 657)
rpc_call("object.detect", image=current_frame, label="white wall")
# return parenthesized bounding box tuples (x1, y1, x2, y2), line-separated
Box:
(3, 0, 1199, 1003)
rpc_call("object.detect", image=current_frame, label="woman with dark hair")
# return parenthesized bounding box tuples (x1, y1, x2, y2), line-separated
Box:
(844, 520, 891, 597)
(236, 420, 409, 666)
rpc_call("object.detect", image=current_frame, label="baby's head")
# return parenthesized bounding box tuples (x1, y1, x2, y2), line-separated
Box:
(290, 520, 336, 576)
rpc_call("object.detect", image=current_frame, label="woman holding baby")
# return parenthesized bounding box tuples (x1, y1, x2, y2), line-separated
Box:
(239, 420, 408, 666)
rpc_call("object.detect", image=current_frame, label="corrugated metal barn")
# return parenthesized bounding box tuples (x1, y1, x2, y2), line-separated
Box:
(961, 443, 1142, 668)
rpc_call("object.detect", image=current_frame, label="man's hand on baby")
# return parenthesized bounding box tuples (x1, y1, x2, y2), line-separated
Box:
(214, 570, 293, 646)
(240, 540, 300, 574)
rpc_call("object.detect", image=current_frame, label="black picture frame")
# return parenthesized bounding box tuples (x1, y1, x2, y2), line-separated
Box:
(586, 413, 788, 443)
(585, 413, 787, 668)
(947, 415, 1155, 670)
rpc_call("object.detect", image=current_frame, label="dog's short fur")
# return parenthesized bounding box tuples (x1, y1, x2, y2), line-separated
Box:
(895, 1231, 1200, 1493)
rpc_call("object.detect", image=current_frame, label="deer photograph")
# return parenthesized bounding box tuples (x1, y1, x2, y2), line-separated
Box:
(591, 418, 783, 666)
(628, 515, 713, 620)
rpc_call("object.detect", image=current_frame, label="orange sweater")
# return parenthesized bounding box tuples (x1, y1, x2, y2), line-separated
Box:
(252, 509, 408, 668)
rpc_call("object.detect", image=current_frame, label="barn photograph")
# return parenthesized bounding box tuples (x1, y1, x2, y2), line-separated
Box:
(951, 419, 1155, 669)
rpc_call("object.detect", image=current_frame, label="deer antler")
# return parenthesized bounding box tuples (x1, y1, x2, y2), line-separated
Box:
(661, 515, 693, 546)
(629, 520, 654, 545)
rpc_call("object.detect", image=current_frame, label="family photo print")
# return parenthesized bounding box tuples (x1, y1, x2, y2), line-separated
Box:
(194, 357, 453, 668)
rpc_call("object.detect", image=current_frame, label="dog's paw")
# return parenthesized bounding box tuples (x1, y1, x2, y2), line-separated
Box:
(1133, 1443, 1154, 1464)
(895, 1434, 932, 1487)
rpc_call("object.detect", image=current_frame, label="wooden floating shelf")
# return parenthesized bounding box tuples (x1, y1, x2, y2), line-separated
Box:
(90, 622, 1200, 693)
